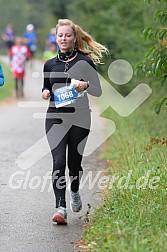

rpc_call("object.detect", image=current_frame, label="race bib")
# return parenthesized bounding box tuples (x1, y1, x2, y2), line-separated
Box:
(54, 85, 79, 108)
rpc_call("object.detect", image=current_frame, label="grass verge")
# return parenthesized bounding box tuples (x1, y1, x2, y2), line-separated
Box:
(81, 84, 167, 252)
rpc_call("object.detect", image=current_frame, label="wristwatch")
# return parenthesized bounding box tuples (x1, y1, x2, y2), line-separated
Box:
(85, 81, 89, 90)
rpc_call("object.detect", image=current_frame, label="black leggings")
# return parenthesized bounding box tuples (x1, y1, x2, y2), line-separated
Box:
(15, 78, 24, 98)
(45, 110, 90, 208)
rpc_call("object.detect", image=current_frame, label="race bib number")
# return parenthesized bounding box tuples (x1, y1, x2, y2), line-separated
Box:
(54, 85, 79, 108)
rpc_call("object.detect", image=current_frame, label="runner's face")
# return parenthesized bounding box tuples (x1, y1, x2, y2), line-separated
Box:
(56, 25, 75, 53)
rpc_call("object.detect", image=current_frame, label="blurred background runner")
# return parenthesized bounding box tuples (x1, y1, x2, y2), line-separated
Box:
(1, 23, 15, 50)
(23, 24, 37, 59)
(9, 36, 31, 98)
(46, 27, 58, 51)
(0, 64, 5, 86)
(42, 43, 57, 62)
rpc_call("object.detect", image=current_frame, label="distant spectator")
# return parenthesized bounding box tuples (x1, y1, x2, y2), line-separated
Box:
(42, 44, 57, 62)
(0, 64, 5, 86)
(23, 24, 37, 58)
(1, 23, 15, 49)
(46, 27, 58, 52)
(9, 37, 31, 98)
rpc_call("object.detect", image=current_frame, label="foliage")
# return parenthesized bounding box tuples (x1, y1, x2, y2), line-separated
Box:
(68, 0, 155, 65)
(0, 1, 165, 101)
(136, 0, 167, 113)
(48, 0, 73, 19)
(67, 0, 158, 96)
(0, 0, 159, 64)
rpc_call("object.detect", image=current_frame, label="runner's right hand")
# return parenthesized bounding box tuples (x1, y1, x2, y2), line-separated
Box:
(42, 89, 50, 100)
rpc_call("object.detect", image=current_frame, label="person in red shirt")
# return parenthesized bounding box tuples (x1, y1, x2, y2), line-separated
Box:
(9, 36, 31, 98)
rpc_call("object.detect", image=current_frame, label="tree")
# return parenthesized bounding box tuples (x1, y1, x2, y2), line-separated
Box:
(48, 0, 73, 19)
(67, 0, 157, 72)
(136, 0, 167, 113)
(67, 0, 156, 97)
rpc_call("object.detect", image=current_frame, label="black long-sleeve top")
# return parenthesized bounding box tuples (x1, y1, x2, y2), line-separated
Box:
(42, 52, 101, 112)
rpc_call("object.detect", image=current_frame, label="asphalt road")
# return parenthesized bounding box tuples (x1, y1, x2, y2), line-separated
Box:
(0, 57, 106, 252)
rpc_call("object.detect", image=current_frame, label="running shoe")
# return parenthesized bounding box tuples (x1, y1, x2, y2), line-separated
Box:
(52, 206, 67, 224)
(70, 190, 82, 212)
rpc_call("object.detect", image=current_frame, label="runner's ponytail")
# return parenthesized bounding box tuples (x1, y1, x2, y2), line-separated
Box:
(75, 25, 108, 64)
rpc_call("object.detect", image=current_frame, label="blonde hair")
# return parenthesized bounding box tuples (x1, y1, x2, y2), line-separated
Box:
(55, 19, 108, 64)
(14, 36, 26, 46)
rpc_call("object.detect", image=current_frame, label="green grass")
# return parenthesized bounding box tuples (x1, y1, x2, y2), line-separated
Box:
(0, 63, 14, 100)
(82, 83, 167, 251)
